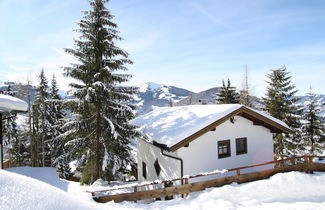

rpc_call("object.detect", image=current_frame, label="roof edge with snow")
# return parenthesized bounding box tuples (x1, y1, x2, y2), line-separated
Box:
(169, 106, 292, 152)
(0, 94, 28, 113)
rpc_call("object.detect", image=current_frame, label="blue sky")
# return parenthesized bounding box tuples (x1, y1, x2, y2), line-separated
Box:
(1, 0, 325, 96)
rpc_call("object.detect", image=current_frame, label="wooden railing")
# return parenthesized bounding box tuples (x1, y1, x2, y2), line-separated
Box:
(89, 155, 325, 203)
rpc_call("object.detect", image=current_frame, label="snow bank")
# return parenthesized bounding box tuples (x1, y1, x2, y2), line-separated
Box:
(0, 169, 106, 210)
(137, 172, 325, 210)
(7, 167, 72, 192)
(0, 94, 28, 113)
(2, 167, 325, 209)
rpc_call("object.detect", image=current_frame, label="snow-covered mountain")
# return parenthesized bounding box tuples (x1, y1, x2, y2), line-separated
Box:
(176, 87, 220, 106)
(134, 82, 194, 115)
(134, 83, 324, 115)
(2, 81, 324, 117)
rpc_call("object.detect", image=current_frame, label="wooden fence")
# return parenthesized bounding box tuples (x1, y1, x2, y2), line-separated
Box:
(90, 156, 325, 203)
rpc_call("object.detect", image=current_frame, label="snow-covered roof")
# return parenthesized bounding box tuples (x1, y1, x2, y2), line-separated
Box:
(132, 104, 291, 149)
(0, 94, 28, 113)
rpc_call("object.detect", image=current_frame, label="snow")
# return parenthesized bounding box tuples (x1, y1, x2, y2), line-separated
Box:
(0, 168, 105, 210)
(132, 104, 290, 147)
(1, 167, 325, 209)
(143, 171, 325, 210)
(139, 82, 163, 93)
(0, 94, 28, 113)
(245, 106, 291, 129)
(15, 114, 28, 127)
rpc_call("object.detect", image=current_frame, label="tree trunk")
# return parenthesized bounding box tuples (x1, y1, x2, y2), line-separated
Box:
(95, 105, 101, 181)
(29, 96, 35, 167)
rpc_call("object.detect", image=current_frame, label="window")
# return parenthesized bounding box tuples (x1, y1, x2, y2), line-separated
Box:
(218, 140, 231, 159)
(154, 159, 161, 176)
(142, 161, 147, 179)
(236, 137, 247, 155)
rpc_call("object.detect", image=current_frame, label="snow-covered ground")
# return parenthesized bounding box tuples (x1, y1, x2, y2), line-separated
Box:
(1, 167, 325, 210)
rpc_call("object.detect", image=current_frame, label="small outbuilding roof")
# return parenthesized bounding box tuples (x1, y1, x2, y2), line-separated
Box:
(132, 104, 291, 152)
(0, 94, 28, 113)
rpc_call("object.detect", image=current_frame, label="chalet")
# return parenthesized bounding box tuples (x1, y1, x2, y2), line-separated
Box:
(133, 104, 291, 183)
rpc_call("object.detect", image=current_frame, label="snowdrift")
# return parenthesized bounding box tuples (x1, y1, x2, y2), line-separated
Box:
(143, 171, 325, 209)
(0, 169, 105, 210)
(1, 167, 325, 209)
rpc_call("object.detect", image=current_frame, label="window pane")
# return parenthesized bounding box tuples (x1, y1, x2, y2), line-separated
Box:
(218, 140, 230, 158)
(236, 138, 247, 155)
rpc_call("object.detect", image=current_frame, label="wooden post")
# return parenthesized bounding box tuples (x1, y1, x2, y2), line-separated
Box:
(134, 186, 138, 203)
(304, 156, 309, 163)
(184, 178, 189, 198)
(304, 156, 311, 173)
(236, 169, 240, 176)
(290, 158, 296, 165)
(308, 156, 314, 174)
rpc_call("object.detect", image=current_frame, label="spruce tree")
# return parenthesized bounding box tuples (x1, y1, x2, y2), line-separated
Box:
(62, 0, 138, 184)
(8, 127, 30, 166)
(3, 116, 19, 164)
(262, 66, 300, 158)
(48, 75, 65, 148)
(217, 79, 240, 104)
(300, 88, 325, 155)
(33, 69, 51, 166)
(47, 75, 71, 177)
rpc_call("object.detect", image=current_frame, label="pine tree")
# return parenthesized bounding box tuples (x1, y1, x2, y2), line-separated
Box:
(33, 69, 51, 166)
(56, 156, 72, 179)
(217, 79, 240, 104)
(8, 127, 30, 166)
(62, 0, 138, 184)
(262, 66, 300, 158)
(47, 75, 71, 178)
(300, 88, 325, 155)
(48, 75, 65, 148)
(3, 116, 19, 164)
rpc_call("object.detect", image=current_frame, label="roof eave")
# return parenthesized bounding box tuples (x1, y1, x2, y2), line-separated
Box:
(0, 109, 27, 114)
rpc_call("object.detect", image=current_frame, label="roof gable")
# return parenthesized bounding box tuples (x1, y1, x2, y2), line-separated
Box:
(132, 104, 291, 152)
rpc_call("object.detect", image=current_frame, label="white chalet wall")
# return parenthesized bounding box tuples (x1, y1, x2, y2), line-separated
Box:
(137, 139, 181, 183)
(177, 116, 274, 181)
(137, 115, 275, 183)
